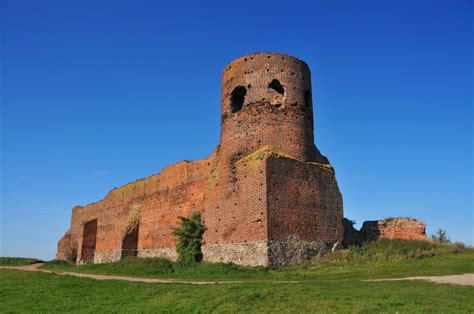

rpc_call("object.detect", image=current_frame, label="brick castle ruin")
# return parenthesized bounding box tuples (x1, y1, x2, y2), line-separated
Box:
(57, 52, 425, 267)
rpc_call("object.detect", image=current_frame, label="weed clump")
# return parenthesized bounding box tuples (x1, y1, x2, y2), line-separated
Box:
(431, 228, 450, 244)
(172, 212, 205, 265)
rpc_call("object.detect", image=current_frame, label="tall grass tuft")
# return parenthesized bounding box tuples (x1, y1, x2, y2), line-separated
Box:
(314, 238, 466, 264)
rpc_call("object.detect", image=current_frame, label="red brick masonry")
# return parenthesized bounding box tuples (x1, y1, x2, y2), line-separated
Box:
(342, 217, 427, 246)
(57, 52, 344, 267)
(360, 218, 427, 242)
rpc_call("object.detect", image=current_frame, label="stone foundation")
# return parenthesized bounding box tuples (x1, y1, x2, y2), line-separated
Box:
(202, 241, 268, 266)
(202, 237, 338, 268)
(268, 235, 337, 268)
(138, 248, 178, 261)
(80, 248, 178, 264)
(93, 250, 122, 264)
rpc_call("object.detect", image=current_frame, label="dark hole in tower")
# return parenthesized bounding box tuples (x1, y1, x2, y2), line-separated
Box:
(230, 86, 247, 113)
(268, 79, 284, 94)
(80, 219, 98, 264)
(121, 223, 139, 259)
(268, 79, 285, 107)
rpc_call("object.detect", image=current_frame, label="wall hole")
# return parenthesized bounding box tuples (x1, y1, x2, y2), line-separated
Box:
(230, 86, 247, 113)
(121, 222, 139, 259)
(267, 79, 285, 107)
(80, 219, 98, 264)
(268, 79, 284, 94)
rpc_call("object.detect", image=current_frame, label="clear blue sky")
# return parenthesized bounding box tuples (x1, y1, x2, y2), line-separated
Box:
(1, 0, 472, 260)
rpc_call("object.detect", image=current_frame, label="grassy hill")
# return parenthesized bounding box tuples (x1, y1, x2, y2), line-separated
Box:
(1, 239, 473, 312)
(1, 269, 473, 313)
(0, 257, 42, 266)
(40, 239, 473, 281)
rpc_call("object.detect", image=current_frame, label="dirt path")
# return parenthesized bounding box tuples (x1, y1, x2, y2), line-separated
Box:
(1, 263, 473, 286)
(0, 263, 250, 285)
(367, 274, 474, 286)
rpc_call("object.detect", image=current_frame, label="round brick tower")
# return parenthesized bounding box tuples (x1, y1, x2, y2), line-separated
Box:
(220, 52, 328, 169)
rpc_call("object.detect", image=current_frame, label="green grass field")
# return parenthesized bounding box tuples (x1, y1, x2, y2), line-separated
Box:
(2, 240, 473, 312)
(1, 269, 473, 313)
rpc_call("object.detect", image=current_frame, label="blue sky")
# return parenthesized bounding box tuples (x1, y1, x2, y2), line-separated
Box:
(1, 0, 472, 260)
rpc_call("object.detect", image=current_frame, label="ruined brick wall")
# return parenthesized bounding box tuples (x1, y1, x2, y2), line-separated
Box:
(266, 156, 343, 243)
(56, 232, 72, 261)
(341, 218, 361, 247)
(58, 153, 218, 264)
(359, 218, 427, 242)
(57, 52, 344, 267)
(202, 150, 269, 266)
(341, 218, 427, 246)
(266, 155, 343, 266)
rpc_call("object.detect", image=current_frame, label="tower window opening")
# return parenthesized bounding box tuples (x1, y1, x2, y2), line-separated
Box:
(230, 86, 247, 113)
(268, 79, 284, 94)
(267, 79, 285, 107)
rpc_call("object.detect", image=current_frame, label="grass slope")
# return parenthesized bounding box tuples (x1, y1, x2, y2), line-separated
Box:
(41, 239, 474, 281)
(1, 270, 473, 313)
(0, 257, 41, 266)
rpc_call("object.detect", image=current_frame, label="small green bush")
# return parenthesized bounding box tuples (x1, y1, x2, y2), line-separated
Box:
(431, 228, 450, 244)
(172, 212, 205, 265)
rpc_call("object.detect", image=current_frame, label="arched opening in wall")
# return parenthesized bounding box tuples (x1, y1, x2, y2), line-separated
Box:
(80, 219, 98, 264)
(304, 90, 312, 108)
(230, 86, 247, 113)
(267, 79, 285, 107)
(121, 208, 140, 259)
(121, 223, 139, 259)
